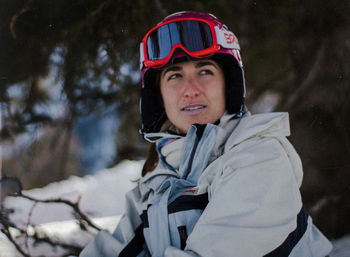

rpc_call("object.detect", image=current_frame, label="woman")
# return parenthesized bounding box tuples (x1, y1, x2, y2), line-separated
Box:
(80, 11, 332, 257)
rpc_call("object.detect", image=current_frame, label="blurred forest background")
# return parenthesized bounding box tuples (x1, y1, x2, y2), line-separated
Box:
(0, 0, 349, 240)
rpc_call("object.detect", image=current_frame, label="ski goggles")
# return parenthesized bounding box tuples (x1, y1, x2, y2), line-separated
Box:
(140, 17, 240, 68)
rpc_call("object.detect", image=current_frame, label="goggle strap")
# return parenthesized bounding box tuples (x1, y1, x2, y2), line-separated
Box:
(215, 26, 240, 50)
(140, 42, 145, 69)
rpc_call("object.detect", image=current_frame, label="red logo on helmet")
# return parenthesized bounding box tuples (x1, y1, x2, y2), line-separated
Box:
(224, 33, 235, 44)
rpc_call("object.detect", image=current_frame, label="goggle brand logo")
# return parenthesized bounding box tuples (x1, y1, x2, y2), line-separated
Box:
(224, 33, 236, 44)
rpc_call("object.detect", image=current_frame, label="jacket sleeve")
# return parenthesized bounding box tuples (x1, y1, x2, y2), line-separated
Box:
(79, 186, 150, 257)
(165, 136, 303, 257)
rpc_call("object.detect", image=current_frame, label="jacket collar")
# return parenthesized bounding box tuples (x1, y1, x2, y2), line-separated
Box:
(139, 112, 291, 200)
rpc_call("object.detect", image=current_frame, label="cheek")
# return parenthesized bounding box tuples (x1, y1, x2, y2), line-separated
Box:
(161, 87, 177, 114)
(209, 81, 225, 102)
(209, 81, 226, 115)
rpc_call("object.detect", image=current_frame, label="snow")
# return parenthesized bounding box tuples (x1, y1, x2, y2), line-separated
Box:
(1, 160, 142, 256)
(0, 216, 121, 257)
(3, 160, 142, 225)
(1, 159, 349, 256)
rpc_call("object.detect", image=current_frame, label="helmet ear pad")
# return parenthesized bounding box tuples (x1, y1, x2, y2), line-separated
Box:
(212, 53, 245, 114)
(141, 69, 167, 134)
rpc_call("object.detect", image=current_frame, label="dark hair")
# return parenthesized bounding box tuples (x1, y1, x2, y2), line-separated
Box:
(141, 143, 159, 176)
(141, 71, 162, 176)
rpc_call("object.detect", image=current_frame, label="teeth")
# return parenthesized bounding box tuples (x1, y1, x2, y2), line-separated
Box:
(184, 106, 205, 111)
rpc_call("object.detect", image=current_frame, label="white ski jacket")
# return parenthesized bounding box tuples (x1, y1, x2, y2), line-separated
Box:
(80, 112, 332, 257)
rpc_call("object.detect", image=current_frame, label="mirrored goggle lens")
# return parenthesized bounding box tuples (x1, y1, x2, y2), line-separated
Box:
(146, 20, 213, 61)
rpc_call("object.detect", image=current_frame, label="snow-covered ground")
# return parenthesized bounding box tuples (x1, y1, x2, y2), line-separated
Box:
(4, 160, 142, 225)
(1, 160, 349, 256)
(1, 160, 142, 256)
(0, 215, 121, 257)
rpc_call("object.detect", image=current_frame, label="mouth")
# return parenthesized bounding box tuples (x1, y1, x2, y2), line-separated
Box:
(181, 104, 207, 114)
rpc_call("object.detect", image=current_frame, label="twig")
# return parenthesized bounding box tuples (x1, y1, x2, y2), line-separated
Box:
(0, 227, 31, 257)
(28, 230, 82, 254)
(0, 206, 30, 257)
(25, 202, 38, 255)
(1, 223, 82, 257)
(15, 192, 101, 231)
(10, 0, 34, 39)
(1, 175, 101, 256)
(1, 175, 101, 231)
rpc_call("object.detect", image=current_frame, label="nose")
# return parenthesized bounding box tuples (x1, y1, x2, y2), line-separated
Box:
(183, 77, 200, 98)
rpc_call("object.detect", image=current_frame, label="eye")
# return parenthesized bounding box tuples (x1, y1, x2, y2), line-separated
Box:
(167, 73, 181, 81)
(199, 69, 213, 75)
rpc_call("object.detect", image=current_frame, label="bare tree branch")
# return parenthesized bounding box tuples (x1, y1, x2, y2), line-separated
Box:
(10, 0, 34, 39)
(15, 192, 101, 231)
(1, 206, 31, 257)
(0, 176, 101, 256)
(0, 227, 31, 257)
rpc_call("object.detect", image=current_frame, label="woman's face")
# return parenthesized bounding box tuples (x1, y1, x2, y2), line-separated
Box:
(160, 60, 226, 133)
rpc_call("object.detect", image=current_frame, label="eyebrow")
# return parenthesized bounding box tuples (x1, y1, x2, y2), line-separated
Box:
(195, 61, 218, 69)
(161, 61, 218, 78)
(162, 65, 182, 78)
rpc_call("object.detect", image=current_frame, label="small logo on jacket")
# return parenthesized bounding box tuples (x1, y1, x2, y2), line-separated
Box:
(181, 187, 198, 196)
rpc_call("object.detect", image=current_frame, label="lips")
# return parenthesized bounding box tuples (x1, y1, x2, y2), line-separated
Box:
(181, 104, 207, 114)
